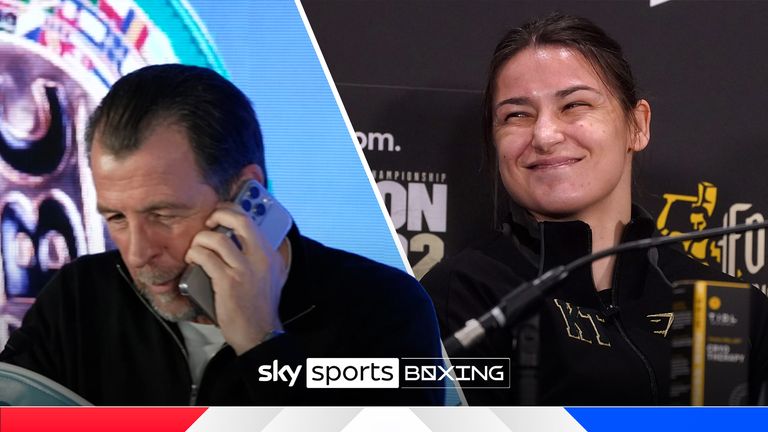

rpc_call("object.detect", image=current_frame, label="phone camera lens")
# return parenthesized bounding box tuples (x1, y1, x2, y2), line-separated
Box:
(249, 186, 261, 199)
(255, 203, 266, 216)
(240, 199, 252, 212)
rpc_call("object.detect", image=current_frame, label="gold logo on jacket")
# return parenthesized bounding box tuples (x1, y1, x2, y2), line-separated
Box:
(554, 299, 675, 346)
(553, 299, 611, 347)
(646, 312, 674, 337)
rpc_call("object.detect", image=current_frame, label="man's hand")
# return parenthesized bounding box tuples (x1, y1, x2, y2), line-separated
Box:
(184, 202, 289, 355)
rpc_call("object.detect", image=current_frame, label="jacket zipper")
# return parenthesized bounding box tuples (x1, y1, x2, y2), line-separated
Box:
(116, 263, 317, 405)
(612, 311, 659, 403)
(538, 221, 661, 403)
(116, 263, 198, 404)
(607, 224, 660, 404)
(189, 384, 199, 405)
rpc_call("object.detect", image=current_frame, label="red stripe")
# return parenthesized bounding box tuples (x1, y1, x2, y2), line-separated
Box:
(98, 1, 123, 28)
(0, 407, 207, 432)
(135, 26, 149, 50)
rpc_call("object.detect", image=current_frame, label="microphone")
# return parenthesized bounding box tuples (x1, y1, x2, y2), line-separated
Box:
(443, 219, 768, 355)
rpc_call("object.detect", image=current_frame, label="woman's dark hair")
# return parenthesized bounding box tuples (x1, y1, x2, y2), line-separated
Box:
(85, 64, 265, 199)
(482, 13, 642, 220)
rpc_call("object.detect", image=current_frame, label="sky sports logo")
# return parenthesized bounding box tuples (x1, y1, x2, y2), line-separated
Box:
(257, 357, 510, 389)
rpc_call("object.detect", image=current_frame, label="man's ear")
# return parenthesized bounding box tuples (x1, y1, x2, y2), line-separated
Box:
(228, 164, 265, 197)
(240, 164, 265, 185)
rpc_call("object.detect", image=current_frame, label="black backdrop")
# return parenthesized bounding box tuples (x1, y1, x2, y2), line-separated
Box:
(304, 0, 768, 291)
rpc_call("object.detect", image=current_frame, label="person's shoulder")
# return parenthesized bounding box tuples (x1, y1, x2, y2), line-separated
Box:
(58, 249, 122, 278)
(298, 235, 423, 295)
(422, 229, 531, 288)
(299, 235, 404, 272)
(657, 245, 740, 283)
(40, 250, 123, 295)
(66, 249, 122, 268)
(296, 235, 442, 332)
(429, 228, 499, 268)
(657, 244, 768, 327)
(20, 250, 126, 325)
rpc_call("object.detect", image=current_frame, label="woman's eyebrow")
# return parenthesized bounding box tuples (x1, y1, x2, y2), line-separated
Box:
(495, 96, 532, 109)
(555, 85, 600, 98)
(495, 85, 601, 109)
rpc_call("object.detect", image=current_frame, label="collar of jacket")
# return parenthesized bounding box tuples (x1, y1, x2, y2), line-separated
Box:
(501, 201, 661, 307)
(503, 200, 658, 270)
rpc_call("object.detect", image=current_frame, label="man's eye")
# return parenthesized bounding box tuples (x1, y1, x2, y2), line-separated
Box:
(153, 213, 178, 223)
(105, 214, 126, 225)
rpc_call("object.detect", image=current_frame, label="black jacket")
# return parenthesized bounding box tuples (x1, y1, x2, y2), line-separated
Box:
(0, 227, 445, 405)
(422, 206, 768, 405)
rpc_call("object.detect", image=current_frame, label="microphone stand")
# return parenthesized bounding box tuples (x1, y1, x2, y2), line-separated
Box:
(444, 220, 768, 355)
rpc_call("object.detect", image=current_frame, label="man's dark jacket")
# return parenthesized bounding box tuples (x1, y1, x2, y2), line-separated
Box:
(1, 227, 445, 405)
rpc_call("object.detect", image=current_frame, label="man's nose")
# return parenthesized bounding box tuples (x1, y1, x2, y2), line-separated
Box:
(125, 222, 162, 269)
(531, 112, 565, 153)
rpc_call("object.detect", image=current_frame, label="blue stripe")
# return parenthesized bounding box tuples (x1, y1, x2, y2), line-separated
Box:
(121, 9, 136, 33)
(567, 407, 768, 432)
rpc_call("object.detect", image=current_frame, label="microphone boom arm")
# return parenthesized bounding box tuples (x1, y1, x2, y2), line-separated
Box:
(444, 220, 768, 355)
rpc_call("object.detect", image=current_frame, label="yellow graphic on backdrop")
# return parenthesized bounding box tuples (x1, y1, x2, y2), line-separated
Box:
(656, 181, 730, 273)
(657, 182, 767, 296)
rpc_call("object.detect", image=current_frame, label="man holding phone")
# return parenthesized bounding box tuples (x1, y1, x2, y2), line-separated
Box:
(0, 64, 444, 405)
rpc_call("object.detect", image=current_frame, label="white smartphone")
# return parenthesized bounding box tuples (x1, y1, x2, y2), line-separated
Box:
(178, 179, 293, 324)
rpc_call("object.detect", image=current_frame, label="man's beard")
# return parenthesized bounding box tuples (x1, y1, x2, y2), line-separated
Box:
(134, 265, 202, 322)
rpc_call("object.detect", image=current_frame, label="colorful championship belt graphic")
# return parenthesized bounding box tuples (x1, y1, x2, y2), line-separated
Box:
(0, 0, 224, 349)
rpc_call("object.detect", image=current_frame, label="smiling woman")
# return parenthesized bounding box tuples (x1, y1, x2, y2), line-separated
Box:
(420, 13, 768, 405)
(492, 46, 649, 227)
